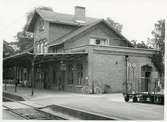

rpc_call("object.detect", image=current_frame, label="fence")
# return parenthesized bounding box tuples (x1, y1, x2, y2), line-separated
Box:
(122, 77, 162, 94)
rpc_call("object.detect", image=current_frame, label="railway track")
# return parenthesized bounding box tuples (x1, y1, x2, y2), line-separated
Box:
(3, 97, 66, 120)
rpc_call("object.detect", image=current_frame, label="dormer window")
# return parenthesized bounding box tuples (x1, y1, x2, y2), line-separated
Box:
(39, 19, 44, 31)
(89, 38, 109, 46)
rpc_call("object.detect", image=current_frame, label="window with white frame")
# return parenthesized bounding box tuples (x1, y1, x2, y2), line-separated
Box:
(89, 38, 109, 46)
(41, 42, 44, 53)
(39, 43, 41, 53)
(44, 41, 48, 53)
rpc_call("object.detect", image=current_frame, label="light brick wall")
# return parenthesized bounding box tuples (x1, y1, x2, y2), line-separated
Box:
(91, 48, 158, 93)
(92, 53, 126, 93)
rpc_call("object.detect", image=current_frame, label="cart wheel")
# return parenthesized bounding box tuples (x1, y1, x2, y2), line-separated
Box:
(124, 95, 129, 102)
(133, 96, 138, 102)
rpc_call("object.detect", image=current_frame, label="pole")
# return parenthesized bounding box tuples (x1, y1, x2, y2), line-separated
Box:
(31, 55, 36, 96)
(132, 64, 136, 93)
(14, 66, 17, 92)
(125, 55, 128, 94)
(31, 56, 35, 96)
(5, 68, 7, 90)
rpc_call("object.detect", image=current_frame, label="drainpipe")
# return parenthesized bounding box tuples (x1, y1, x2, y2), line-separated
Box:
(14, 66, 17, 92)
(125, 55, 129, 95)
(31, 55, 36, 96)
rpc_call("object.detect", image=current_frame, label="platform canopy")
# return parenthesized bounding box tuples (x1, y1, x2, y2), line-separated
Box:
(34, 52, 88, 64)
(3, 52, 88, 67)
(3, 52, 34, 67)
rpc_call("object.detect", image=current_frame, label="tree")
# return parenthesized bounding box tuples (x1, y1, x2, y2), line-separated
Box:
(131, 40, 151, 48)
(16, 32, 33, 51)
(16, 6, 53, 52)
(148, 20, 165, 76)
(3, 40, 15, 58)
(148, 19, 165, 56)
(106, 18, 123, 33)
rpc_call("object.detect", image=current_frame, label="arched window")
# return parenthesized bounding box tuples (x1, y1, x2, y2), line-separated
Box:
(41, 42, 44, 53)
(44, 41, 48, 53)
(39, 43, 41, 53)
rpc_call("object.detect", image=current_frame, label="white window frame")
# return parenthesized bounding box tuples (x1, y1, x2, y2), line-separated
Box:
(89, 37, 109, 46)
(41, 42, 44, 53)
(44, 41, 48, 53)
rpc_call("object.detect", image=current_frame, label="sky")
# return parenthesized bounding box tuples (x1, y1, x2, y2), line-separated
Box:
(0, 0, 166, 43)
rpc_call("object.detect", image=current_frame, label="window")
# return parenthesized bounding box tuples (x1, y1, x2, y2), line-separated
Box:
(44, 41, 48, 53)
(37, 43, 40, 53)
(36, 43, 38, 53)
(39, 43, 41, 53)
(36, 40, 48, 54)
(89, 38, 109, 46)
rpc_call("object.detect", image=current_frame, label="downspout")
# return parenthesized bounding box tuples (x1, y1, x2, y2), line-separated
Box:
(125, 55, 129, 95)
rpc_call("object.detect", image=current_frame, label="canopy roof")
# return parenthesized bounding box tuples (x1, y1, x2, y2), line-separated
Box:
(3, 52, 88, 67)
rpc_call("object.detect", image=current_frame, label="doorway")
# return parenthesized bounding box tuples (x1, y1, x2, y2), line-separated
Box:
(141, 65, 152, 92)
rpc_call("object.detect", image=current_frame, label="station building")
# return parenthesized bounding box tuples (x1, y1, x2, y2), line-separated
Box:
(3, 6, 160, 93)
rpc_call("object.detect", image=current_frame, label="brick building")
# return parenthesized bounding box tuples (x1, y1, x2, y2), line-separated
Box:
(3, 6, 160, 93)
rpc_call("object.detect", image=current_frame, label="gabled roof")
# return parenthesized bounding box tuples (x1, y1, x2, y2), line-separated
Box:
(27, 8, 132, 47)
(48, 19, 103, 47)
(27, 9, 98, 32)
(48, 19, 132, 47)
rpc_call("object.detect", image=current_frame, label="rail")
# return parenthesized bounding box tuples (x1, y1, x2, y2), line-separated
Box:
(3, 97, 66, 120)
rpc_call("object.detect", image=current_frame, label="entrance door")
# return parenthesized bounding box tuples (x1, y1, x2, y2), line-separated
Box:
(144, 72, 151, 91)
(141, 65, 152, 92)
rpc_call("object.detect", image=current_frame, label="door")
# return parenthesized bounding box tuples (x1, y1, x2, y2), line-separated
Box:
(141, 65, 152, 92)
(144, 72, 151, 91)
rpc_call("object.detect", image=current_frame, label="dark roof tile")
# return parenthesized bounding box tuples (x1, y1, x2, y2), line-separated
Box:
(36, 9, 98, 26)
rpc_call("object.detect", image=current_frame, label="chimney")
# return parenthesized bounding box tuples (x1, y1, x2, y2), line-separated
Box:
(74, 6, 86, 23)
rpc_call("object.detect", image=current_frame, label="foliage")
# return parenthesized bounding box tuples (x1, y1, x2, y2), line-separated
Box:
(106, 18, 123, 33)
(130, 40, 151, 48)
(16, 32, 33, 51)
(131, 20, 165, 76)
(148, 19, 165, 76)
(17, 6, 53, 52)
(148, 19, 165, 56)
(151, 53, 164, 76)
(3, 40, 15, 58)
